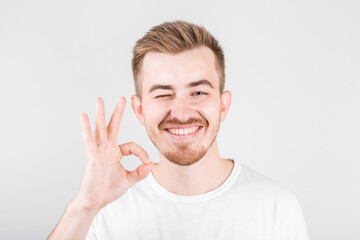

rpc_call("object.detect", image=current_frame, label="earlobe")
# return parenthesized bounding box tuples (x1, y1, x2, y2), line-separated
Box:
(220, 90, 232, 122)
(131, 95, 145, 126)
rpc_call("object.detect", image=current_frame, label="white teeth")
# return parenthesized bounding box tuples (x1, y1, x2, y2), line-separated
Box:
(167, 126, 199, 136)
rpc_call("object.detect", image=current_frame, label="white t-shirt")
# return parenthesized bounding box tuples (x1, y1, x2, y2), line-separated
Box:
(86, 160, 309, 240)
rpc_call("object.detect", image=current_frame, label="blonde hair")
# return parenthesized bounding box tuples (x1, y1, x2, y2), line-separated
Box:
(132, 20, 225, 98)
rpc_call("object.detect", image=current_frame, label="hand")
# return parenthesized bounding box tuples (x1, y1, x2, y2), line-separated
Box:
(73, 97, 155, 212)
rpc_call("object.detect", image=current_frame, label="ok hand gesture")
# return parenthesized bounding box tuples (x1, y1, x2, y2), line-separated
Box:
(73, 97, 155, 212)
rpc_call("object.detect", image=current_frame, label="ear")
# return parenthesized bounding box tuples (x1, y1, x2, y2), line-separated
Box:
(220, 90, 231, 122)
(131, 94, 145, 126)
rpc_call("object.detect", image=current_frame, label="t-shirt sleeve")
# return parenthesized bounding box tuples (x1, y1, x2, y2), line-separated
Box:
(279, 199, 309, 240)
(85, 213, 99, 240)
(85, 223, 97, 240)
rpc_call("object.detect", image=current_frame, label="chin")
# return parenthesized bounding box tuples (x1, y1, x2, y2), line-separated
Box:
(162, 145, 207, 166)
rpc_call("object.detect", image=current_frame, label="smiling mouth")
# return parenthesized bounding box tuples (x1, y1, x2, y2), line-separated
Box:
(164, 126, 203, 136)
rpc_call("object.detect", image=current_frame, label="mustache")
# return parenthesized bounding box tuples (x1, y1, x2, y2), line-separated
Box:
(159, 117, 208, 129)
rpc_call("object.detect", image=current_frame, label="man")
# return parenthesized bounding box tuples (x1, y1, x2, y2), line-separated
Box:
(48, 20, 309, 240)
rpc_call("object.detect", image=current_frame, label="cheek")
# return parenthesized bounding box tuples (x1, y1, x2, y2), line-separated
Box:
(197, 98, 221, 121)
(143, 102, 169, 126)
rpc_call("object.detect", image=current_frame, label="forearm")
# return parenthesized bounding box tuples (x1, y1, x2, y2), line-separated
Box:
(47, 200, 99, 240)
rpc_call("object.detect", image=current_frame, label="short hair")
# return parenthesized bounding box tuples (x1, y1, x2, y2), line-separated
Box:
(131, 20, 225, 99)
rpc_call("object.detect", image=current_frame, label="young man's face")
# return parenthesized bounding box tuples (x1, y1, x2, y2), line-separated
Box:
(132, 46, 231, 166)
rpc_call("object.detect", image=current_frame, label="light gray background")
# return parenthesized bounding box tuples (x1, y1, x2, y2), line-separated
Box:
(0, 0, 359, 239)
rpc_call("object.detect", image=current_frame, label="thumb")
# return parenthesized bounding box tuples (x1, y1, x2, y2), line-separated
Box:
(127, 162, 155, 186)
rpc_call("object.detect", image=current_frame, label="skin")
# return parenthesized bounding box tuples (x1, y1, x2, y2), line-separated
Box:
(131, 46, 233, 196)
(47, 45, 232, 240)
(47, 97, 155, 240)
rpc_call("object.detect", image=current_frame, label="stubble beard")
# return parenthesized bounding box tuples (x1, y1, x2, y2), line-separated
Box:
(146, 116, 220, 166)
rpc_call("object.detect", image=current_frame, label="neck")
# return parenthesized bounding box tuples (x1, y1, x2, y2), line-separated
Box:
(151, 140, 234, 196)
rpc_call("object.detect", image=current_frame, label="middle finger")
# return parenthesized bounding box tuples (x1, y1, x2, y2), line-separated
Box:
(94, 97, 107, 145)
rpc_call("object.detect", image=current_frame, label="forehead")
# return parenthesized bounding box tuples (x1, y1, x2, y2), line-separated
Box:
(141, 46, 219, 92)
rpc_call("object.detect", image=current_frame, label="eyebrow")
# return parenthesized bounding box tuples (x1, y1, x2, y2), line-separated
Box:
(186, 79, 214, 89)
(148, 79, 214, 94)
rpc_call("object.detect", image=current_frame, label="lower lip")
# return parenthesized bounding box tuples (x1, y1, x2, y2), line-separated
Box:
(164, 126, 203, 141)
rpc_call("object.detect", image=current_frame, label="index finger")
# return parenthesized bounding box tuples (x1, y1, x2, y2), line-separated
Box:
(107, 97, 126, 143)
(119, 142, 151, 164)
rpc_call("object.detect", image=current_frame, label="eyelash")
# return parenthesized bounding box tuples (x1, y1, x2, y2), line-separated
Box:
(155, 91, 208, 99)
(192, 91, 207, 96)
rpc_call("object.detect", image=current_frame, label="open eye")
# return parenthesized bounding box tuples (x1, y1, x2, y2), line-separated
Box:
(192, 91, 207, 96)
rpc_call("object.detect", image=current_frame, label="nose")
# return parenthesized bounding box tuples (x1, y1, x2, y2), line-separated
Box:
(170, 95, 194, 121)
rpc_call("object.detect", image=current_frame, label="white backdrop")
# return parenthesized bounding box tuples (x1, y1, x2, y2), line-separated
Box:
(0, 0, 359, 239)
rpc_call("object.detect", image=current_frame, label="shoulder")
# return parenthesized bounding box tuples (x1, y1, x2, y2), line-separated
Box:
(235, 162, 301, 210)
(235, 163, 309, 238)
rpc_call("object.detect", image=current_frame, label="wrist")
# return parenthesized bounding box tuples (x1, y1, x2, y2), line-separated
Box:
(67, 198, 100, 218)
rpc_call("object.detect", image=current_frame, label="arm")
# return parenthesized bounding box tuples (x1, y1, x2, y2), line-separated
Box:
(47, 97, 155, 240)
(47, 200, 98, 240)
